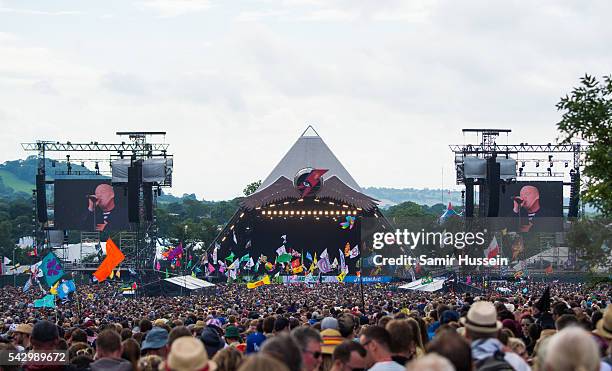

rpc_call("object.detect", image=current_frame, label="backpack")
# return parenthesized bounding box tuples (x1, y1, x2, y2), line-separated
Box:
(476, 350, 515, 371)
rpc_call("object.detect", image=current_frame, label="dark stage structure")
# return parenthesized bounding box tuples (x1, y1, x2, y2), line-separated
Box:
(211, 126, 389, 279)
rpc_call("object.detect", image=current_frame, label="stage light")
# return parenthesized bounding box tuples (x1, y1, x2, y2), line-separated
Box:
(335, 211, 340, 215)
(319, 211, 323, 215)
(284, 201, 289, 205)
(316, 217, 320, 220)
(240, 212, 245, 218)
(291, 211, 295, 215)
(230, 225, 234, 230)
(314, 199, 319, 202)
(301, 211, 306, 215)
(270, 204, 276, 207)
(324, 211, 329, 215)
(298, 199, 304, 202)
(329, 201, 335, 205)
(261, 211, 265, 215)
(273, 211, 277, 215)
(342, 211, 346, 215)
(222, 237, 226, 242)
(255, 207, 261, 210)
(307, 211, 312, 215)
(342, 204, 348, 208)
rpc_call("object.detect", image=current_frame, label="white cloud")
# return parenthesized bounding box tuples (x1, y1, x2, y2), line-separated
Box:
(139, 0, 212, 17)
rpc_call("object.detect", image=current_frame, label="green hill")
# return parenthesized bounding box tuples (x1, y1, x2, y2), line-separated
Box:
(0, 169, 34, 194)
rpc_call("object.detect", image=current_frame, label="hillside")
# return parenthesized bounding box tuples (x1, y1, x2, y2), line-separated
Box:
(363, 187, 464, 208)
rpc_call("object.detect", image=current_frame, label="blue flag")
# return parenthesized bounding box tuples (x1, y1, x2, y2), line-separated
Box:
(41, 253, 64, 287)
(306, 252, 313, 261)
(34, 294, 56, 308)
(57, 280, 76, 300)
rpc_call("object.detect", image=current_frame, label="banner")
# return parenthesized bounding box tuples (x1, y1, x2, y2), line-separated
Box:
(247, 275, 271, 289)
(34, 294, 56, 308)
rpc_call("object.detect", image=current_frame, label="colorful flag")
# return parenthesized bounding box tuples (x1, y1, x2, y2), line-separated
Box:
(41, 252, 64, 287)
(49, 280, 60, 295)
(93, 239, 125, 283)
(208, 263, 215, 273)
(109, 270, 115, 280)
(212, 243, 219, 264)
(306, 252, 313, 261)
(265, 262, 274, 271)
(336, 271, 347, 283)
(218, 261, 226, 274)
(317, 256, 332, 273)
(422, 275, 434, 284)
(233, 230, 238, 245)
(349, 245, 360, 259)
(166, 243, 184, 261)
(277, 253, 292, 263)
(240, 254, 250, 263)
(245, 240, 252, 249)
(156, 261, 161, 271)
(331, 258, 338, 269)
(165, 268, 169, 278)
(320, 249, 329, 260)
(339, 249, 347, 273)
(34, 294, 55, 308)
(225, 252, 235, 261)
(245, 257, 255, 269)
(227, 259, 238, 270)
(23, 277, 32, 293)
(276, 246, 287, 256)
(58, 280, 76, 299)
(344, 243, 351, 257)
(247, 275, 271, 289)
(484, 236, 500, 259)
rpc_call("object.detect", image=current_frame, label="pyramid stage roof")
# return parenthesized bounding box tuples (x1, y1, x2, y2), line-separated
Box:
(241, 126, 379, 211)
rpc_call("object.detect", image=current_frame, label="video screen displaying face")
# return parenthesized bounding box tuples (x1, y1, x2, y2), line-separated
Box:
(54, 179, 129, 231)
(499, 181, 563, 232)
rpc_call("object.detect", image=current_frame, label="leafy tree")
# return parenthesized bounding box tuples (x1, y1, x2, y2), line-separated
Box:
(566, 217, 611, 271)
(243, 180, 261, 196)
(557, 74, 612, 216)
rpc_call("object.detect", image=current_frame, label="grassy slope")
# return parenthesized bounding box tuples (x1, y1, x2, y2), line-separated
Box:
(0, 170, 34, 193)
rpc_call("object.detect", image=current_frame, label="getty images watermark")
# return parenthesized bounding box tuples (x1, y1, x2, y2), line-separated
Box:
(370, 229, 509, 267)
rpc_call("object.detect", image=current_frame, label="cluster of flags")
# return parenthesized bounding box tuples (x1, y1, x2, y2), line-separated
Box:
(203, 234, 362, 288)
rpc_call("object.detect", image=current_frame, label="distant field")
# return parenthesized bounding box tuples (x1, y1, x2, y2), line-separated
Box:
(0, 170, 34, 193)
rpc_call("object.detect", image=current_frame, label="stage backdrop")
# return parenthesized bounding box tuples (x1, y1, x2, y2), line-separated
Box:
(250, 215, 361, 273)
(499, 181, 563, 232)
(54, 179, 129, 231)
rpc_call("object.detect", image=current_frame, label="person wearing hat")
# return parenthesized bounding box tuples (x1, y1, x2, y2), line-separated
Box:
(595, 305, 612, 366)
(201, 326, 225, 359)
(11, 323, 33, 352)
(164, 336, 216, 371)
(461, 301, 530, 371)
(193, 320, 206, 337)
(141, 327, 169, 358)
(224, 326, 245, 352)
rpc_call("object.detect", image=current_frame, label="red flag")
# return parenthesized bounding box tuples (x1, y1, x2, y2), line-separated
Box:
(485, 237, 500, 259)
(545, 263, 553, 274)
(132, 282, 137, 290)
(93, 238, 125, 282)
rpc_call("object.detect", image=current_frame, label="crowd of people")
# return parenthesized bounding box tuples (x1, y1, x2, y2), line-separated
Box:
(0, 280, 611, 371)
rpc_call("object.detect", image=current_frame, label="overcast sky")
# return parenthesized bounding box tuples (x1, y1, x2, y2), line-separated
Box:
(1, 0, 610, 200)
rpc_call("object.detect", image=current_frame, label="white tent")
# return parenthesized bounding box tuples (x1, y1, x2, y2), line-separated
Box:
(398, 277, 446, 292)
(164, 275, 215, 290)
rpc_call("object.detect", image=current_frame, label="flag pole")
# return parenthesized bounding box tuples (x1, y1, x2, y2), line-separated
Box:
(359, 241, 365, 311)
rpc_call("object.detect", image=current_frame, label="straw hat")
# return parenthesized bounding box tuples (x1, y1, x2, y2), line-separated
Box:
(594, 305, 612, 340)
(13, 323, 33, 335)
(166, 336, 216, 371)
(460, 301, 502, 334)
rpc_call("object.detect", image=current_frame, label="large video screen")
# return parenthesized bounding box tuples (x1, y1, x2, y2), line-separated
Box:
(54, 179, 129, 231)
(499, 181, 563, 232)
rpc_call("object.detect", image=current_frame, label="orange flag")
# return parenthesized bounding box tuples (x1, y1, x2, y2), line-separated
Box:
(94, 238, 125, 282)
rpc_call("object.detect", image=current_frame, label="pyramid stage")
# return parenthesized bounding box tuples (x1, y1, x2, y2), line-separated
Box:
(210, 126, 389, 282)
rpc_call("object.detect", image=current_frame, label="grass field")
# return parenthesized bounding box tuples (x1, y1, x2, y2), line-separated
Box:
(0, 170, 34, 193)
